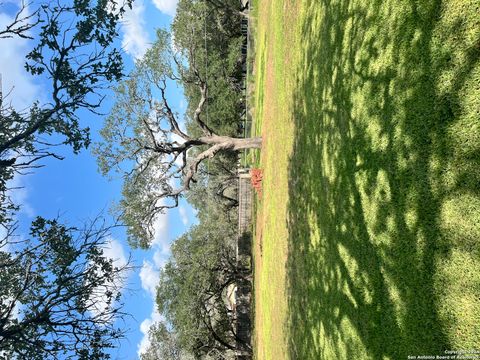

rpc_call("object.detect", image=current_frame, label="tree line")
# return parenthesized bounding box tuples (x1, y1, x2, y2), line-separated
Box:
(0, 0, 255, 358)
(128, 1, 255, 358)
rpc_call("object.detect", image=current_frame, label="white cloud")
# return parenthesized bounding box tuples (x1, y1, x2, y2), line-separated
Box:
(153, 247, 168, 269)
(136, 199, 176, 357)
(121, 0, 150, 59)
(151, 0, 178, 16)
(137, 306, 164, 356)
(102, 236, 128, 268)
(89, 237, 129, 318)
(137, 222, 172, 357)
(151, 210, 169, 248)
(178, 98, 186, 111)
(0, 10, 42, 110)
(178, 206, 188, 226)
(7, 174, 34, 218)
(139, 260, 159, 297)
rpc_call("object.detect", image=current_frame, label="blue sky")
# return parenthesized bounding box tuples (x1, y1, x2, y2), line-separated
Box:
(0, 0, 192, 358)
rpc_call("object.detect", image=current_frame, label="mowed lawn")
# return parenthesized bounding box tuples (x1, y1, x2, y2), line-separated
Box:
(252, 0, 480, 359)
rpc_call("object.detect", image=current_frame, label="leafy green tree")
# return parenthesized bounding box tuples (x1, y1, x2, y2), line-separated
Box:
(0, 216, 131, 359)
(154, 208, 249, 357)
(173, 0, 245, 138)
(141, 321, 194, 360)
(205, 0, 250, 17)
(186, 153, 240, 213)
(173, 0, 248, 220)
(0, 0, 132, 224)
(95, 28, 260, 247)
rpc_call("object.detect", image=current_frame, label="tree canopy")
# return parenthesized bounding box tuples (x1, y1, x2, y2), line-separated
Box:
(0, 216, 131, 359)
(141, 321, 194, 360)
(0, 0, 132, 225)
(95, 4, 258, 247)
(155, 206, 244, 358)
(0, 0, 136, 357)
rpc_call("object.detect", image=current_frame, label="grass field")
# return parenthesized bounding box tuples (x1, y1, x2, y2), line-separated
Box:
(252, 0, 480, 359)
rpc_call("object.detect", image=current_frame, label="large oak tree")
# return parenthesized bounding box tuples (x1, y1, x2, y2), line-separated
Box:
(95, 27, 260, 248)
(154, 208, 249, 358)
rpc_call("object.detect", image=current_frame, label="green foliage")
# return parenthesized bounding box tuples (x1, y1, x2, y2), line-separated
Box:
(174, 0, 244, 139)
(0, 2, 134, 357)
(94, 29, 181, 248)
(172, 0, 247, 215)
(24, 0, 130, 107)
(0, 0, 131, 225)
(95, 2, 248, 247)
(155, 208, 239, 356)
(0, 216, 130, 359)
(141, 321, 194, 360)
(93, 4, 250, 356)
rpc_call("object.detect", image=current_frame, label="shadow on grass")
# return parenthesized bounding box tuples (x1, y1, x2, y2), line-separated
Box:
(286, 0, 480, 358)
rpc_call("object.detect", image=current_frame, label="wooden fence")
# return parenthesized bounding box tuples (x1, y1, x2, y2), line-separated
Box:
(235, 170, 253, 359)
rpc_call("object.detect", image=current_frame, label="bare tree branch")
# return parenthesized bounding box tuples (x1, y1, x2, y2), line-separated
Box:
(0, 1, 40, 39)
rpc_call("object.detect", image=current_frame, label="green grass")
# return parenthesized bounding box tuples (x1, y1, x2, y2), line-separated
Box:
(253, 0, 480, 359)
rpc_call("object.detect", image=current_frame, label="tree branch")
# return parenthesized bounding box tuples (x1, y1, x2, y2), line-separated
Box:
(0, 1, 40, 39)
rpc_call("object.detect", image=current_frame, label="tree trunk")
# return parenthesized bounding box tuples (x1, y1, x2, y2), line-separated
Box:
(198, 135, 262, 151)
(179, 135, 262, 196)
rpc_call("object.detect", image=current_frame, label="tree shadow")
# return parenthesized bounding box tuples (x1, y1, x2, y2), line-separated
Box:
(285, 0, 480, 358)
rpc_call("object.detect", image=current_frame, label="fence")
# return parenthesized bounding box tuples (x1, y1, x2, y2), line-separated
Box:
(235, 2, 253, 358)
